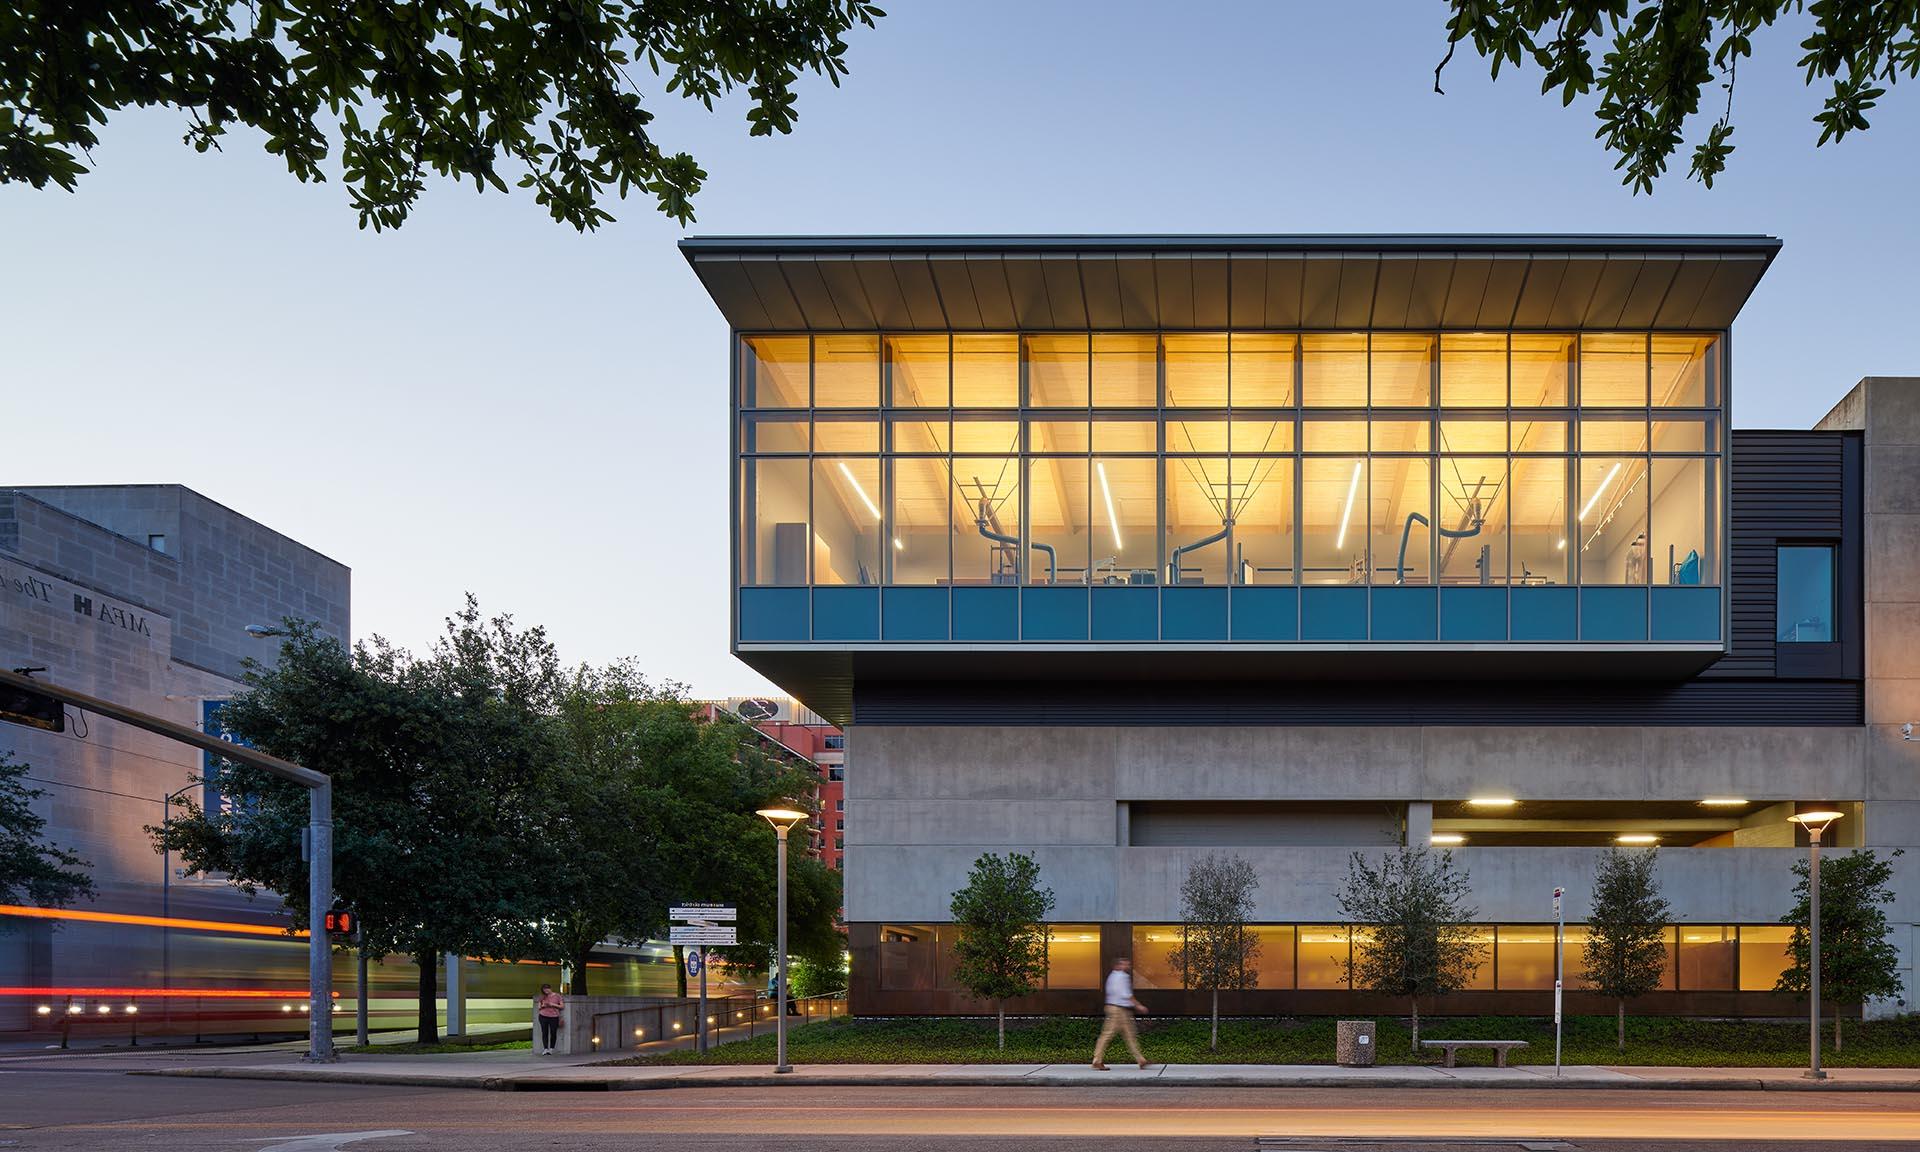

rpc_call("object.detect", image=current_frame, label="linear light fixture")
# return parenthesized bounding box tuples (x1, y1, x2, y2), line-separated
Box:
(1335, 460, 1362, 548)
(1097, 461, 1123, 549)
(1616, 833, 1659, 845)
(1430, 833, 1466, 846)
(1466, 796, 1517, 809)
(839, 461, 882, 521)
(1699, 798, 1749, 808)
(1577, 462, 1622, 521)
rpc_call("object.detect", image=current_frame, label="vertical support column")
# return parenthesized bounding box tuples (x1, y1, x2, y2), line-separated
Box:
(1116, 801, 1131, 848)
(1406, 801, 1434, 848)
(304, 780, 335, 1063)
(445, 954, 465, 1037)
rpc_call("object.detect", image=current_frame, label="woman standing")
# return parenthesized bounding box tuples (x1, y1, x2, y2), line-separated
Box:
(535, 983, 564, 1054)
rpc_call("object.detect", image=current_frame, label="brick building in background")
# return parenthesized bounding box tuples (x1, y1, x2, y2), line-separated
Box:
(708, 697, 845, 872)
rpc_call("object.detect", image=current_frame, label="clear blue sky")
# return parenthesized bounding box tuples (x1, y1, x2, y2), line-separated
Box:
(6, 2, 1915, 696)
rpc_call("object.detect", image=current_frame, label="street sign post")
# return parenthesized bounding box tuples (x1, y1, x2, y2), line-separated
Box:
(671, 905, 737, 1053)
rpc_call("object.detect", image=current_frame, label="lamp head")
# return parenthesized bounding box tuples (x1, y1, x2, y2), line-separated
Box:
(756, 806, 809, 831)
(1789, 809, 1845, 837)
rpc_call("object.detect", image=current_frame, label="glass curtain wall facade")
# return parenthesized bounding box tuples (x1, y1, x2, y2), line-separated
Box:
(738, 331, 1724, 641)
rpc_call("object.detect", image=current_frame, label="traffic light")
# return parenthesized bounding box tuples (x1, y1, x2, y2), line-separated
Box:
(323, 908, 356, 937)
(0, 680, 64, 733)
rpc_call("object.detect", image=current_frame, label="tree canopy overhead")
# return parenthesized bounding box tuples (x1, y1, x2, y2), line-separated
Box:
(1436, 1, 1919, 191)
(2, 0, 884, 229)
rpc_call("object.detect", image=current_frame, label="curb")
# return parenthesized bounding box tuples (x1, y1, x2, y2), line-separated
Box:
(137, 1066, 1920, 1094)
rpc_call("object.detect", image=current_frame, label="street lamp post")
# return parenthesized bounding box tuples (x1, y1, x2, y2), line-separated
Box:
(160, 783, 196, 1040)
(755, 806, 809, 1074)
(1788, 809, 1844, 1081)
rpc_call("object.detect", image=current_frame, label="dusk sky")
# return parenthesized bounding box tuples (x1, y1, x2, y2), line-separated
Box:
(7, 2, 1916, 697)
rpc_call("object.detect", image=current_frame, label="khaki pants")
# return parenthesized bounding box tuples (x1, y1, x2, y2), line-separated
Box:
(1092, 1004, 1144, 1065)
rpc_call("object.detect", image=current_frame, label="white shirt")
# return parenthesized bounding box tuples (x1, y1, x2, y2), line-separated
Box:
(1104, 968, 1135, 1007)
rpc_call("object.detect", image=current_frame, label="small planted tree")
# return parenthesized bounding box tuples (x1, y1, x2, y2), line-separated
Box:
(1338, 848, 1480, 1052)
(1777, 848, 1904, 1053)
(1582, 847, 1672, 1052)
(1167, 852, 1261, 1051)
(949, 851, 1054, 1050)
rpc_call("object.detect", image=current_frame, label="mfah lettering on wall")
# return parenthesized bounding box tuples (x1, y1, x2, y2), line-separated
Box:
(1, 557, 159, 643)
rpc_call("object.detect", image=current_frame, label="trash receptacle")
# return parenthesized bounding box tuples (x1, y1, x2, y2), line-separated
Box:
(1336, 1019, 1376, 1067)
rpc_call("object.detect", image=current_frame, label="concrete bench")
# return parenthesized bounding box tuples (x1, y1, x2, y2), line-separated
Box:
(1420, 1038, 1530, 1068)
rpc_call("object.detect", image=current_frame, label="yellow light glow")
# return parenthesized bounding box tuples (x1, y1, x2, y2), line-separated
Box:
(1556, 538, 1567, 550)
(1335, 461, 1362, 548)
(1699, 798, 1749, 807)
(1097, 461, 1123, 550)
(124, 1005, 138, 1015)
(1789, 810, 1845, 827)
(35, 1005, 50, 1015)
(672, 1022, 682, 1031)
(892, 537, 903, 551)
(1430, 833, 1466, 846)
(1578, 462, 1622, 521)
(1466, 797, 1517, 809)
(756, 807, 809, 828)
(96, 1005, 111, 1014)
(1616, 834, 1659, 845)
(838, 462, 882, 520)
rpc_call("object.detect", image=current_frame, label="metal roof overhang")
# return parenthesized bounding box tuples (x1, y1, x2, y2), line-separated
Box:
(737, 644, 1728, 728)
(680, 235, 1781, 333)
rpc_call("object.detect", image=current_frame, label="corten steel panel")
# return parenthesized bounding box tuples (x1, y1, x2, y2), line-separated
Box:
(1583, 255, 1643, 329)
(1510, 257, 1563, 327)
(1190, 255, 1230, 328)
(1080, 254, 1125, 328)
(1154, 253, 1196, 330)
(1618, 256, 1683, 327)
(1334, 256, 1379, 327)
(1264, 256, 1306, 328)
(928, 255, 982, 329)
(1477, 255, 1529, 327)
(1441, 256, 1493, 327)
(741, 256, 807, 329)
(1228, 255, 1268, 328)
(967, 256, 1019, 329)
(1655, 257, 1719, 328)
(1115, 256, 1158, 328)
(815, 257, 877, 328)
(1002, 257, 1055, 329)
(1369, 256, 1417, 328)
(778, 255, 843, 328)
(1690, 256, 1770, 328)
(1300, 256, 1342, 327)
(854, 255, 915, 329)
(1040, 255, 1088, 328)
(1405, 252, 1454, 328)
(689, 257, 772, 330)
(1546, 253, 1606, 328)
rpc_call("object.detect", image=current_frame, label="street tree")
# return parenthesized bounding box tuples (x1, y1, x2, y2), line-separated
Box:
(0, 751, 93, 912)
(1167, 852, 1261, 1052)
(1435, 2, 1920, 192)
(152, 598, 561, 1043)
(1777, 847, 1904, 1052)
(1338, 848, 1481, 1052)
(1582, 847, 1673, 1053)
(948, 851, 1054, 1050)
(2, 0, 884, 230)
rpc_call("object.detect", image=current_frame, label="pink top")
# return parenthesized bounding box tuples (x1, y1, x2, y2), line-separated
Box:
(536, 991, 564, 1018)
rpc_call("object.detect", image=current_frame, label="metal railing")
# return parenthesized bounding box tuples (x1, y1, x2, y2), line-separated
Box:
(589, 992, 847, 1054)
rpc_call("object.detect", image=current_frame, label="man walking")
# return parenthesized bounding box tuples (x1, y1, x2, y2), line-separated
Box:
(1091, 956, 1149, 1070)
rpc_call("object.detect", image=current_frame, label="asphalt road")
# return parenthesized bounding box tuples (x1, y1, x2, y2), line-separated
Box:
(2, 1065, 1919, 1151)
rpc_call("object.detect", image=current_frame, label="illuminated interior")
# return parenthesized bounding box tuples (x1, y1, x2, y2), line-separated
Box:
(739, 331, 1722, 592)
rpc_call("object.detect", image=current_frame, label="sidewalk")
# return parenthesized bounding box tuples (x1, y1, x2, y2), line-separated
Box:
(135, 1052, 1920, 1093)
